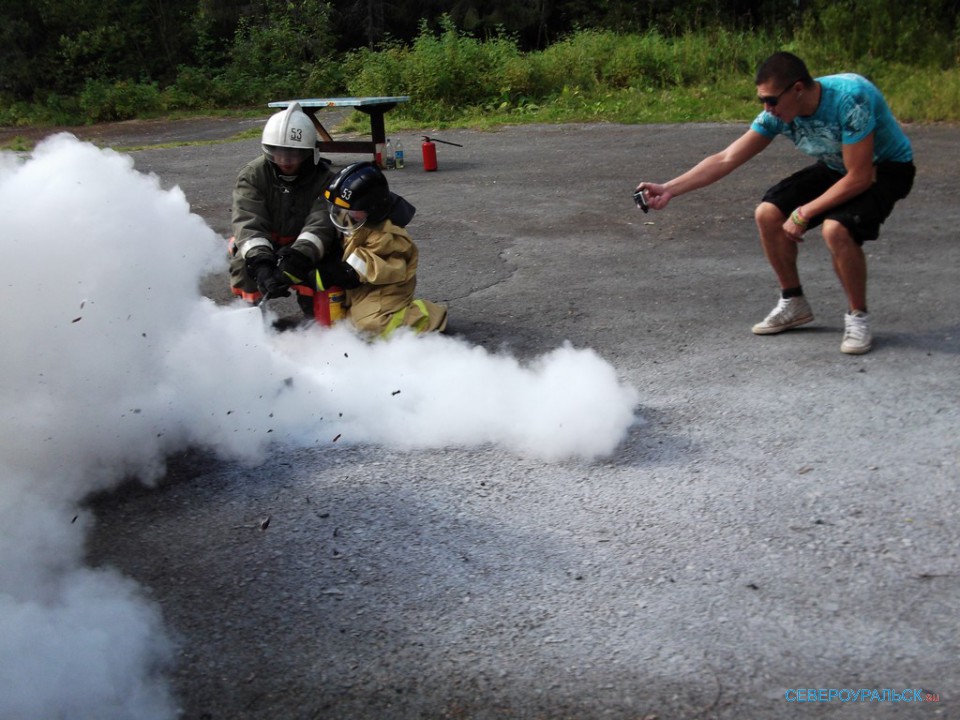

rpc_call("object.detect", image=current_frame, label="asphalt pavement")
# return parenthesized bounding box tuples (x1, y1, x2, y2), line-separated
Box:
(79, 115, 959, 719)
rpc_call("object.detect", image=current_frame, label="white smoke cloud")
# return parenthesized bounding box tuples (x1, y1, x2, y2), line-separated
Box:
(0, 134, 639, 718)
(275, 326, 638, 460)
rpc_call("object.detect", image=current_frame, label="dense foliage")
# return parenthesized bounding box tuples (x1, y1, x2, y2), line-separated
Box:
(1, 0, 958, 126)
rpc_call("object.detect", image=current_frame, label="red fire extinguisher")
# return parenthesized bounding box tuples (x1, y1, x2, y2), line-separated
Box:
(421, 136, 438, 171)
(313, 286, 346, 327)
(421, 135, 463, 171)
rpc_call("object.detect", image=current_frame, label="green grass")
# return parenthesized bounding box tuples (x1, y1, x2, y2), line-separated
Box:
(335, 25, 959, 133)
(3, 25, 957, 152)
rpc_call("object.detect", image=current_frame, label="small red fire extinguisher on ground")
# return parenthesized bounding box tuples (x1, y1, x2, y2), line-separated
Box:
(421, 135, 463, 171)
(421, 136, 437, 171)
(313, 286, 346, 327)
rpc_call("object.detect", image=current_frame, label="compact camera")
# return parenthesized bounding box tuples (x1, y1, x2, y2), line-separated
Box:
(633, 189, 649, 213)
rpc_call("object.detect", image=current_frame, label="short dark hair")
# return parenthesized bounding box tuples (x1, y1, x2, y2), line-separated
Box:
(755, 52, 813, 88)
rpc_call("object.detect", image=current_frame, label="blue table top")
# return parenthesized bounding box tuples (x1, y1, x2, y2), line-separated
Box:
(268, 97, 410, 108)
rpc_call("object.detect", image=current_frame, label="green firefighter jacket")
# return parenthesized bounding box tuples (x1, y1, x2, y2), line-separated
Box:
(229, 155, 337, 299)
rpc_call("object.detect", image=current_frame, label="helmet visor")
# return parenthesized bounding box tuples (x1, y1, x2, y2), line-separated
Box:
(329, 206, 368, 234)
(262, 145, 313, 166)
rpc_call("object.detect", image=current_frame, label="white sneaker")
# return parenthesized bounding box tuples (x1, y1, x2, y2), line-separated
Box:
(841, 311, 872, 354)
(752, 296, 814, 335)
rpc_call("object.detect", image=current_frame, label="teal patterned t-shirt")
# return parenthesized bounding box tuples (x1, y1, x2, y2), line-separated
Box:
(751, 73, 913, 173)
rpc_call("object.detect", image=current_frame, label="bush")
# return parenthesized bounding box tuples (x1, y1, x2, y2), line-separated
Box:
(163, 66, 221, 110)
(797, 0, 959, 68)
(78, 80, 163, 122)
(344, 16, 527, 121)
(304, 63, 348, 98)
(340, 21, 960, 126)
(0, 95, 34, 127)
(4, 16, 959, 131)
(213, 0, 337, 105)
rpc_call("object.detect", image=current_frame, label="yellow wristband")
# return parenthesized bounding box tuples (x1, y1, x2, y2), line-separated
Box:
(791, 208, 809, 227)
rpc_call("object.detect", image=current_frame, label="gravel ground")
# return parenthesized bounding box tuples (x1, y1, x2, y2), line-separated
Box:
(69, 116, 959, 719)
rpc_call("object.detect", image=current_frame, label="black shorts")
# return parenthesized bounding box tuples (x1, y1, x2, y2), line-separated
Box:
(761, 161, 915, 243)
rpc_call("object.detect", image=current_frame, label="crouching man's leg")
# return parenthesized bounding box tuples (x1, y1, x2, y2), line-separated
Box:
(821, 219, 871, 355)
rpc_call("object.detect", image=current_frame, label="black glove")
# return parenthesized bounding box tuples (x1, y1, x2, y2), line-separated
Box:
(277, 247, 314, 286)
(318, 258, 361, 290)
(249, 259, 290, 299)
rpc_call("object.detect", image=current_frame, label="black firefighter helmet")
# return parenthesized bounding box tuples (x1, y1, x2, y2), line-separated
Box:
(324, 161, 415, 233)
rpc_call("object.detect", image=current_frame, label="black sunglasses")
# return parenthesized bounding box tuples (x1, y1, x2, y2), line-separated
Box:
(758, 82, 797, 107)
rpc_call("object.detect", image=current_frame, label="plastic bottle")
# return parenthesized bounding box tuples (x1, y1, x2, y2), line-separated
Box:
(385, 138, 395, 170)
(394, 141, 404, 169)
(375, 142, 385, 168)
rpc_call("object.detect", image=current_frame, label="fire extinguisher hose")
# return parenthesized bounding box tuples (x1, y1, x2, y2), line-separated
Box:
(421, 135, 464, 147)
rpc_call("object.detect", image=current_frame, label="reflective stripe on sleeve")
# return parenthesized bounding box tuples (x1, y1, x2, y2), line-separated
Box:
(236, 236, 272, 258)
(296, 231, 326, 258)
(346, 252, 368, 279)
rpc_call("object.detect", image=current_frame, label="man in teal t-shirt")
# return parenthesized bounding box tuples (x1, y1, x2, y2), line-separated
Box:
(636, 52, 915, 355)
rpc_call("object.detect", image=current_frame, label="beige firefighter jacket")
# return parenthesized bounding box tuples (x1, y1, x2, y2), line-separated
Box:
(341, 220, 447, 336)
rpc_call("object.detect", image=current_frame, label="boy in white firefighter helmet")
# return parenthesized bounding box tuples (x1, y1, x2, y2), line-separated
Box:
(229, 102, 340, 317)
(278, 161, 447, 336)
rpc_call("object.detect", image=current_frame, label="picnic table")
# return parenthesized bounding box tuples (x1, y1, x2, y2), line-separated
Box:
(268, 97, 410, 158)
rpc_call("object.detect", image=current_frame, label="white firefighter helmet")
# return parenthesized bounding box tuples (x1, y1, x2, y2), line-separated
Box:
(261, 102, 320, 167)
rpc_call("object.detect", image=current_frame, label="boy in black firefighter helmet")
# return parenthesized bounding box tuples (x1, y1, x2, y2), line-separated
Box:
(277, 161, 447, 336)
